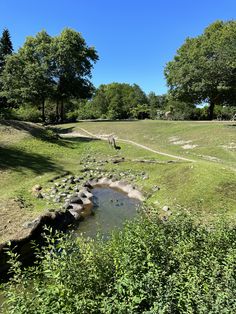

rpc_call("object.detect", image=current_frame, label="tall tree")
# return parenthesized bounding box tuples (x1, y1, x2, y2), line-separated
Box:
(0, 28, 13, 71)
(1, 30, 53, 122)
(52, 28, 98, 122)
(164, 20, 236, 119)
(1, 28, 98, 122)
(0, 28, 13, 113)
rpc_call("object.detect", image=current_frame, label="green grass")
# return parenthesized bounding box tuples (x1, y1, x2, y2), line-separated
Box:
(67, 120, 236, 167)
(0, 119, 236, 242)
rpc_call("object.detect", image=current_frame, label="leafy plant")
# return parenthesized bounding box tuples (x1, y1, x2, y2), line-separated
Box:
(3, 213, 236, 313)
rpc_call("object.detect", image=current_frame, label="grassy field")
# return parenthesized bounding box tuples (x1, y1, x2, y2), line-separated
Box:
(0, 119, 236, 243)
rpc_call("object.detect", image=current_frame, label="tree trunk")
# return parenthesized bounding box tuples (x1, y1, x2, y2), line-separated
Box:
(60, 99, 64, 123)
(208, 102, 215, 120)
(42, 99, 45, 123)
(56, 99, 59, 123)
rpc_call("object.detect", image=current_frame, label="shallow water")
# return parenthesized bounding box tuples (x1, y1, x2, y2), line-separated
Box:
(73, 187, 140, 238)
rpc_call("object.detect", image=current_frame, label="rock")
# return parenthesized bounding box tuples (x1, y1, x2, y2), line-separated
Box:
(23, 218, 40, 229)
(83, 181, 93, 189)
(162, 205, 170, 212)
(54, 196, 62, 203)
(70, 196, 83, 204)
(152, 186, 160, 192)
(32, 184, 42, 193)
(65, 186, 72, 191)
(59, 192, 68, 197)
(63, 202, 73, 210)
(36, 192, 44, 199)
(69, 210, 81, 220)
(51, 187, 58, 193)
(161, 216, 168, 222)
(73, 186, 80, 192)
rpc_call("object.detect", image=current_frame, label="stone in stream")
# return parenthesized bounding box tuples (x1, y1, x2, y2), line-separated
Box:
(70, 196, 83, 204)
(63, 202, 73, 210)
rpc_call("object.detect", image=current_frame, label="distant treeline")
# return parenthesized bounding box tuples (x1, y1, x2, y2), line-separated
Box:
(0, 20, 235, 122)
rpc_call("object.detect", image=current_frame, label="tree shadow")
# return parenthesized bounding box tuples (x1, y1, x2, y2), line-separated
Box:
(0, 120, 75, 148)
(64, 136, 101, 143)
(52, 126, 75, 135)
(0, 145, 63, 174)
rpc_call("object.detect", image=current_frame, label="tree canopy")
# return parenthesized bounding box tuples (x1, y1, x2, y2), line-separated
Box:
(88, 83, 148, 119)
(0, 28, 13, 113)
(1, 28, 98, 122)
(164, 20, 236, 119)
(0, 28, 13, 71)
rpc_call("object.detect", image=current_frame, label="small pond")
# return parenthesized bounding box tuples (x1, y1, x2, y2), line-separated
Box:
(73, 187, 141, 238)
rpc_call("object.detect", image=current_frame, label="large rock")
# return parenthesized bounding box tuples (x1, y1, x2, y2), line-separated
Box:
(70, 196, 83, 204)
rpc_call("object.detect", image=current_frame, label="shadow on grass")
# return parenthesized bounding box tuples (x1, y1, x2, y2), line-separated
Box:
(0, 120, 76, 148)
(62, 136, 101, 143)
(0, 145, 63, 174)
(53, 126, 75, 134)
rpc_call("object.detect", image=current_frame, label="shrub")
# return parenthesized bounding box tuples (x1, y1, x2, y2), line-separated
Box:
(3, 213, 236, 313)
(12, 105, 41, 122)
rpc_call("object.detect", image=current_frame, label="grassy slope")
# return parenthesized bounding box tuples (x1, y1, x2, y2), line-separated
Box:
(0, 120, 236, 242)
(58, 120, 236, 221)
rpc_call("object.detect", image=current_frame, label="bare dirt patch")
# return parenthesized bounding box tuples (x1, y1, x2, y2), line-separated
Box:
(182, 144, 198, 150)
(0, 199, 39, 243)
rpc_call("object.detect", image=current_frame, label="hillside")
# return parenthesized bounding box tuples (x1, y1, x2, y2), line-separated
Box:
(0, 120, 236, 243)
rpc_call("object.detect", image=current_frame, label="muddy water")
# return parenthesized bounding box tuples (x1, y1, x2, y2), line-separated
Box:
(74, 187, 140, 238)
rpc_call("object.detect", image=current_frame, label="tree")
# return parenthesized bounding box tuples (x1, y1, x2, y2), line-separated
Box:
(52, 28, 98, 122)
(0, 28, 13, 71)
(1, 30, 53, 122)
(148, 92, 167, 119)
(0, 28, 13, 114)
(89, 83, 148, 119)
(164, 20, 236, 119)
(1, 28, 98, 122)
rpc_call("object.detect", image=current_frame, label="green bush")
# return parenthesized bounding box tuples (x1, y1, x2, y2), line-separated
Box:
(12, 105, 41, 122)
(3, 213, 236, 313)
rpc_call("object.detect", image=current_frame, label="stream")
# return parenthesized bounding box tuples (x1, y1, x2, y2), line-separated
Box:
(73, 187, 140, 238)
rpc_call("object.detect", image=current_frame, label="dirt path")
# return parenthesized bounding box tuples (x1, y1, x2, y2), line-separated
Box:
(67, 127, 196, 163)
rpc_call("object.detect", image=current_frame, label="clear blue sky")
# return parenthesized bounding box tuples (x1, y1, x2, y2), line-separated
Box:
(0, 0, 235, 95)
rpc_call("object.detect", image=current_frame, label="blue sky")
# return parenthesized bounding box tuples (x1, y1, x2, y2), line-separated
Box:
(0, 0, 235, 95)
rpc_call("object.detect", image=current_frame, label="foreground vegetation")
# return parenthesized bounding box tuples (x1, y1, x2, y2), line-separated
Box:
(0, 119, 236, 312)
(3, 213, 236, 313)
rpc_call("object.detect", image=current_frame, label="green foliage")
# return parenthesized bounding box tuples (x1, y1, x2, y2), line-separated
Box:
(1, 28, 98, 123)
(166, 100, 196, 120)
(0, 28, 13, 116)
(148, 93, 167, 119)
(0, 28, 13, 71)
(4, 214, 236, 313)
(12, 105, 42, 122)
(165, 20, 236, 119)
(89, 83, 148, 120)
